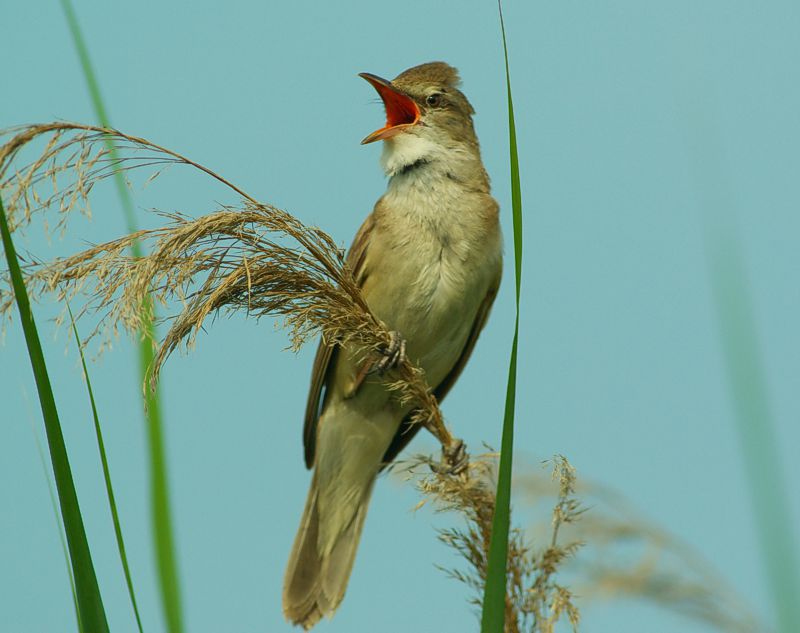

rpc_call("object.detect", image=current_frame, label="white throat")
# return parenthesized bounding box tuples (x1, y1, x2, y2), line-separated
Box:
(380, 134, 444, 177)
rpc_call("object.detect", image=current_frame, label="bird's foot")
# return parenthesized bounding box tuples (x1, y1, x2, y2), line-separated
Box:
(430, 438, 469, 476)
(372, 330, 407, 374)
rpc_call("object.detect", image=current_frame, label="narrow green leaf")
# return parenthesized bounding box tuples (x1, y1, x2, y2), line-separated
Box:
(681, 97, 800, 633)
(1, 195, 109, 632)
(68, 304, 145, 633)
(140, 330, 184, 633)
(59, 2, 183, 630)
(58, 0, 133, 233)
(481, 3, 523, 631)
(27, 412, 83, 633)
(707, 231, 800, 633)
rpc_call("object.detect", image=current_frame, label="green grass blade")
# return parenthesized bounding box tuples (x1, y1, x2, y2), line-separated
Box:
(67, 304, 145, 633)
(1, 195, 109, 632)
(704, 214, 800, 633)
(683, 101, 800, 633)
(481, 3, 523, 631)
(27, 411, 83, 633)
(141, 337, 184, 633)
(59, 2, 183, 631)
(58, 0, 134, 233)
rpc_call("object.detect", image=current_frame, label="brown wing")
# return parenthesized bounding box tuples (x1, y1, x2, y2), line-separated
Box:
(302, 214, 374, 468)
(380, 274, 501, 467)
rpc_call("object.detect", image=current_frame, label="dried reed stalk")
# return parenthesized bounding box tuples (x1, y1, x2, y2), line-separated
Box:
(516, 469, 765, 632)
(402, 453, 582, 633)
(0, 122, 460, 464)
(4, 121, 761, 633)
(0, 122, 584, 631)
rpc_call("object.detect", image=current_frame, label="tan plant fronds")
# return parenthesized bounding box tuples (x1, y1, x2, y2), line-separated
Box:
(403, 453, 583, 633)
(0, 122, 461, 463)
(516, 469, 765, 632)
(1, 122, 582, 630)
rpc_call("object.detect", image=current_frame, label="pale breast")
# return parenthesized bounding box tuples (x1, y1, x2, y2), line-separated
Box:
(362, 174, 501, 386)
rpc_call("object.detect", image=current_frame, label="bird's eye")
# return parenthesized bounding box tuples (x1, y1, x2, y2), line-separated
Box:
(425, 93, 443, 107)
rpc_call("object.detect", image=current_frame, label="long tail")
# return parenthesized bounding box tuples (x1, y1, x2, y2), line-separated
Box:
(282, 473, 373, 630)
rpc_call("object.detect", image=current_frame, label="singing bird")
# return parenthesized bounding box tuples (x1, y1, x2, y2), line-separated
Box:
(283, 61, 503, 629)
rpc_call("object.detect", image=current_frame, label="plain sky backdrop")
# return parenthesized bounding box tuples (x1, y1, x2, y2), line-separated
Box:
(2, 1, 798, 632)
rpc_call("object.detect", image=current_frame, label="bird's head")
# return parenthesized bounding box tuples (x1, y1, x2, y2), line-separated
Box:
(359, 62, 480, 176)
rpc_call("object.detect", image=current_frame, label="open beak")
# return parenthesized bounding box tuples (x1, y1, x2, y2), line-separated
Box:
(359, 72, 420, 144)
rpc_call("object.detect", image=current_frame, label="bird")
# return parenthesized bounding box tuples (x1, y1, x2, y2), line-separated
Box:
(282, 61, 503, 629)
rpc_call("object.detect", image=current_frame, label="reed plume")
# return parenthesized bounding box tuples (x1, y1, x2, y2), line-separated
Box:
(0, 122, 459, 458)
(2, 122, 763, 632)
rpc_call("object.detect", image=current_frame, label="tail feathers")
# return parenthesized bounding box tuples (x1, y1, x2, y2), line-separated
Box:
(282, 480, 325, 630)
(283, 477, 372, 630)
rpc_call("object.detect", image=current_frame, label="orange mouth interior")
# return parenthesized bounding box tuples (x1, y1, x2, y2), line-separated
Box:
(360, 73, 420, 144)
(374, 82, 419, 128)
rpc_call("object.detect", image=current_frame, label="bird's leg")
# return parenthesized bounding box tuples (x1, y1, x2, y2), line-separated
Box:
(412, 395, 469, 476)
(371, 330, 407, 374)
(430, 438, 469, 476)
(371, 330, 468, 475)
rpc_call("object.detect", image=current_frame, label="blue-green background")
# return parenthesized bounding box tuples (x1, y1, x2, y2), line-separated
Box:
(2, 1, 798, 631)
